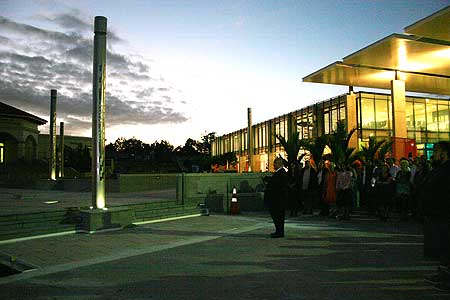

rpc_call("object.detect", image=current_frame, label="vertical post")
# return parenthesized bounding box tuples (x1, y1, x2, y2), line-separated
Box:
(346, 90, 358, 150)
(59, 122, 64, 178)
(247, 108, 253, 172)
(49, 89, 57, 180)
(92, 16, 107, 209)
(391, 79, 407, 160)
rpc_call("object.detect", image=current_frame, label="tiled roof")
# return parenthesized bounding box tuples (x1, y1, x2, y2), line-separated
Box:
(0, 101, 47, 125)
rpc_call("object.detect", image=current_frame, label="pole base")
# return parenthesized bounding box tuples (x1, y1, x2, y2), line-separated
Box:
(76, 207, 133, 233)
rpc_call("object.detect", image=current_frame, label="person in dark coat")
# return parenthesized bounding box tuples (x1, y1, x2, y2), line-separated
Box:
(264, 157, 289, 238)
(421, 141, 450, 291)
(288, 161, 302, 217)
(300, 160, 318, 215)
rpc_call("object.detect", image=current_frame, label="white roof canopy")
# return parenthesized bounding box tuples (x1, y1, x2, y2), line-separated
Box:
(303, 6, 450, 96)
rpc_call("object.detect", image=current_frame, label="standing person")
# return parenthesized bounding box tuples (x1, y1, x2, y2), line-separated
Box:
(336, 164, 353, 220)
(374, 164, 394, 221)
(264, 157, 289, 238)
(352, 160, 364, 209)
(321, 161, 337, 217)
(394, 158, 412, 220)
(421, 141, 450, 291)
(300, 160, 318, 215)
(387, 158, 399, 178)
(287, 161, 302, 217)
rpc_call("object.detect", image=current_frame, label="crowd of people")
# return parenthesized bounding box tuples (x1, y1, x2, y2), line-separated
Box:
(282, 149, 444, 223)
(263, 141, 450, 290)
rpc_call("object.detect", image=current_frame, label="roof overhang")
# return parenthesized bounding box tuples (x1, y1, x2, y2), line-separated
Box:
(405, 5, 450, 41)
(303, 6, 449, 96)
(303, 34, 450, 95)
(303, 61, 450, 96)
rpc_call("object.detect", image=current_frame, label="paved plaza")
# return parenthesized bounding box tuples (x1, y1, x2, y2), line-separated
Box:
(0, 188, 176, 215)
(0, 212, 448, 299)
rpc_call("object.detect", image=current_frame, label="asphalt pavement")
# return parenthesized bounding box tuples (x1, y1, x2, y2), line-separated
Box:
(0, 213, 448, 300)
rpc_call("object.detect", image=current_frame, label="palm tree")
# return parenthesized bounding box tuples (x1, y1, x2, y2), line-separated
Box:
(276, 131, 305, 168)
(358, 136, 391, 168)
(327, 120, 357, 167)
(299, 135, 327, 169)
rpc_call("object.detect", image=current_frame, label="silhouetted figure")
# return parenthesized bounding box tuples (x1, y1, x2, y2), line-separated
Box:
(336, 164, 353, 220)
(373, 163, 394, 221)
(264, 157, 289, 238)
(300, 160, 318, 215)
(288, 161, 302, 217)
(421, 142, 450, 291)
(394, 158, 411, 220)
(319, 161, 337, 217)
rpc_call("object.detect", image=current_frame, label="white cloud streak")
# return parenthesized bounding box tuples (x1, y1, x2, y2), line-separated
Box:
(0, 12, 188, 137)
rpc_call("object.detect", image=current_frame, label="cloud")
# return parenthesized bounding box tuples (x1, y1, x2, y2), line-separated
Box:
(0, 12, 188, 135)
(35, 10, 124, 44)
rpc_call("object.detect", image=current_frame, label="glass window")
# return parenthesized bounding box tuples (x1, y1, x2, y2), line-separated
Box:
(439, 133, 449, 141)
(275, 122, 280, 137)
(254, 127, 259, 150)
(375, 99, 389, 129)
(224, 138, 229, 152)
(406, 101, 414, 130)
(0, 142, 3, 163)
(331, 108, 338, 132)
(339, 105, 346, 121)
(426, 100, 439, 131)
(276, 119, 286, 140)
(262, 125, 266, 147)
(414, 102, 426, 131)
(438, 104, 449, 132)
(324, 112, 330, 134)
(360, 97, 375, 129)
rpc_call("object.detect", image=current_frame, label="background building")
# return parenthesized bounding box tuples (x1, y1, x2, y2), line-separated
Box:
(0, 101, 91, 168)
(212, 6, 449, 172)
(212, 91, 449, 172)
(0, 101, 47, 163)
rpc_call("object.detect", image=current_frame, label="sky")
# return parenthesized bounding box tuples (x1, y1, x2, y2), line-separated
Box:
(0, 0, 449, 146)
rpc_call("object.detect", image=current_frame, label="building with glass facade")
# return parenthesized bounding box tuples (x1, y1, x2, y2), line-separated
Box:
(212, 6, 449, 172)
(211, 91, 450, 172)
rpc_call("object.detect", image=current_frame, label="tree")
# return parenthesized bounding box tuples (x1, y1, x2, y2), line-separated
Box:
(199, 132, 216, 155)
(326, 120, 357, 166)
(299, 135, 327, 169)
(276, 131, 305, 167)
(150, 140, 174, 162)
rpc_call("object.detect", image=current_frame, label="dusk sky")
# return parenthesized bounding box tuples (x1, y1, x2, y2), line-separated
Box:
(1, 0, 449, 146)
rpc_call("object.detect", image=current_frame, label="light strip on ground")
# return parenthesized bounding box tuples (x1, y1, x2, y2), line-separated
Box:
(133, 213, 202, 225)
(0, 231, 76, 245)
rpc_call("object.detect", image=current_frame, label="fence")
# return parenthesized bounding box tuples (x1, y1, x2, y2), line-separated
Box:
(176, 173, 269, 212)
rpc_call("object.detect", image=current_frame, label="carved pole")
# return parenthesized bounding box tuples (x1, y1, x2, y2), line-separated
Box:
(59, 122, 64, 178)
(49, 89, 57, 180)
(247, 108, 253, 172)
(92, 16, 107, 209)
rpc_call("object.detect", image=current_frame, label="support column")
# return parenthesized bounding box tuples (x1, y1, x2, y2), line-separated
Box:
(92, 16, 107, 209)
(247, 108, 253, 172)
(59, 122, 64, 178)
(346, 91, 358, 150)
(49, 89, 57, 180)
(391, 79, 407, 160)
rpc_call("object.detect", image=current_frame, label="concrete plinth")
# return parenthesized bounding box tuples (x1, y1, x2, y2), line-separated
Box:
(77, 207, 133, 233)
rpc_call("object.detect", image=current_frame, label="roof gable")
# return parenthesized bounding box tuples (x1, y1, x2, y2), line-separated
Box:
(0, 102, 47, 125)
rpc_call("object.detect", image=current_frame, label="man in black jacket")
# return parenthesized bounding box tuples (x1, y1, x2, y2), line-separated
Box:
(421, 141, 450, 291)
(265, 157, 289, 238)
(300, 160, 318, 215)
